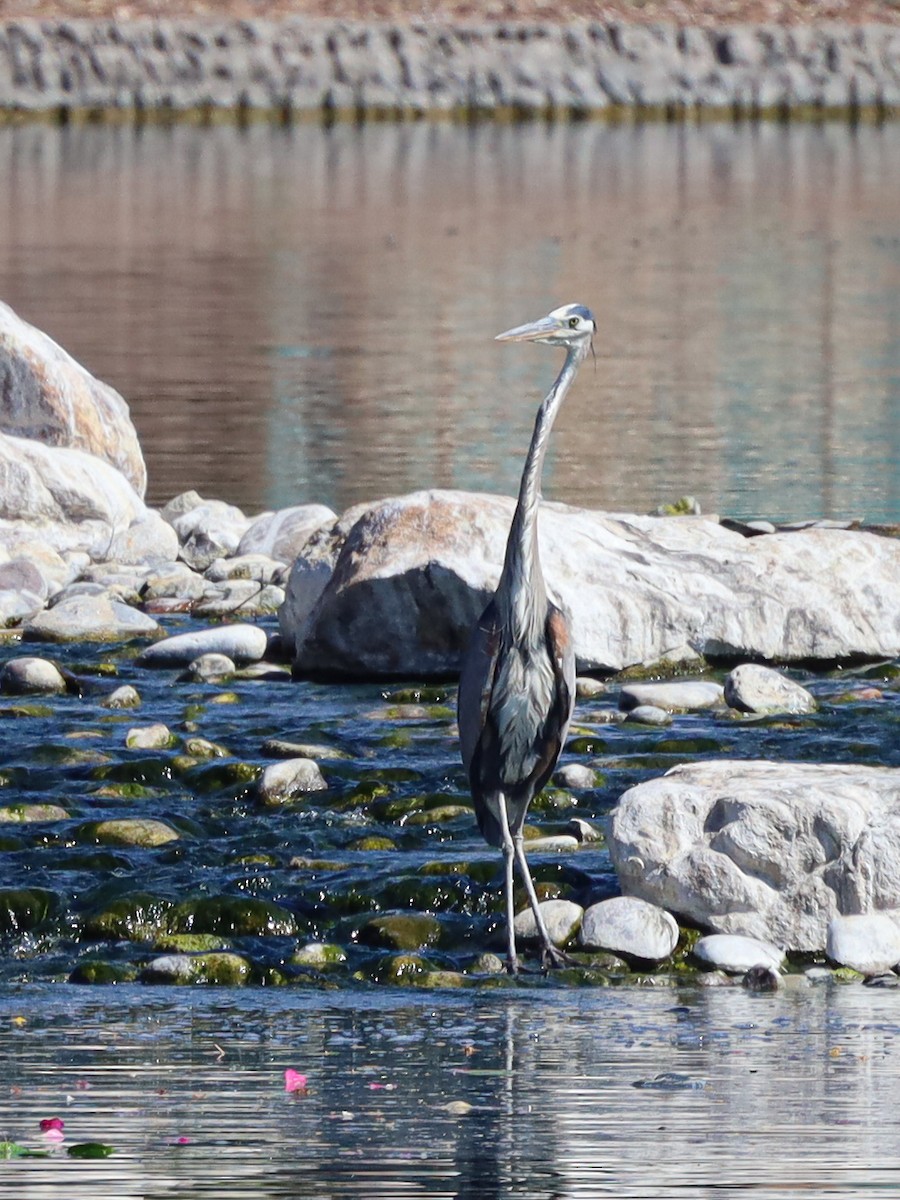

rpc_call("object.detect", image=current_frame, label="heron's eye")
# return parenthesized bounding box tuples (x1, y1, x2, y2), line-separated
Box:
(568, 316, 580, 329)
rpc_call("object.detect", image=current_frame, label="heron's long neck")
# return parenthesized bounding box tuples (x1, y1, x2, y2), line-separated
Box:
(499, 342, 585, 640)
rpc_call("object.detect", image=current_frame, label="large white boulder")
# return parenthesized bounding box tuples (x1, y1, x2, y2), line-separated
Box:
(0, 300, 146, 495)
(0, 432, 175, 564)
(608, 760, 900, 953)
(278, 489, 900, 677)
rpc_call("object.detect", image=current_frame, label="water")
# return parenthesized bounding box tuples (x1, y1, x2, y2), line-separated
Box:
(1, 116, 900, 1196)
(0, 119, 898, 522)
(3, 984, 900, 1198)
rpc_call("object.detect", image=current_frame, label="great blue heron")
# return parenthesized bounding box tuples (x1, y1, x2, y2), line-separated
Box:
(458, 302, 596, 974)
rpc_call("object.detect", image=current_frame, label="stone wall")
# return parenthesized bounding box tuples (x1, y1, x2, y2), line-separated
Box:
(0, 18, 898, 118)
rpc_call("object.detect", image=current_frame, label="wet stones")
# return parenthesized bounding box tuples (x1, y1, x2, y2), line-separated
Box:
(0, 656, 67, 694)
(724, 663, 817, 715)
(513, 899, 583, 948)
(136, 623, 268, 666)
(619, 681, 725, 713)
(87, 818, 180, 848)
(580, 896, 679, 962)
(257, 758, 328, 805)
(693, 934, 785, 974)
(25, 593, 160, 643)
(826, 914, 900, 976)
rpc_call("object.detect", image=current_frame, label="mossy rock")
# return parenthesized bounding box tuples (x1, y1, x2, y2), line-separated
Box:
(383, 686, 454, 705)
(166, 895, 297, 937)
(0, 888, 60, 936)
(370, 953, 432, 984)
(418, 859, 498, 885)
(140, 951, 252, 985)
(89, 783, 156, 802)
(83, 818, 180, 848)
(153, 933, 233, 953)
(175, 760, 259, 792)
(833, 966, 865, 983)
(418, 970, 469, 988)
(90, 758, 175, 787)
(529, 788, 577, 813)
(182, 737, 230, 760)
(358, 912, 443, 952)
(291, 942, 348, 967)
(0, 703, 55, 719)
(69, 960, 140, 985)
(404, 804, 474, 826)
(0, 803, 68, 823)
(349, 836, 397, 852)
(209, 692, 240, 705)
(81, 893, 173, 942)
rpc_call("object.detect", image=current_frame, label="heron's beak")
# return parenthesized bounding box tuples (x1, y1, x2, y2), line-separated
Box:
(495, 316, 559, 343)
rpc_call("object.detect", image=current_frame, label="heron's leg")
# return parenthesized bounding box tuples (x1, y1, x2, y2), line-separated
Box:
(497, 795, 519, 975)
(513, 832, 571, 969)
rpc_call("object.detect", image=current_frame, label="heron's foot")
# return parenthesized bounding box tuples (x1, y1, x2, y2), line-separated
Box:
(541, 944, 577, 971)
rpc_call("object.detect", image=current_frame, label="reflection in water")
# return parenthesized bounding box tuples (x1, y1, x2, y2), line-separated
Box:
(2, 984, 900, 1198)
(0, 121, 898, 522)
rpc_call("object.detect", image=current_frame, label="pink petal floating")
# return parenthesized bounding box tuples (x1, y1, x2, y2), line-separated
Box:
(39, 1118, 64, 1133)
(367, 1083, 396, 1091)
(43, 1129, 65, 1142)
(284, 1069, 308, 1093)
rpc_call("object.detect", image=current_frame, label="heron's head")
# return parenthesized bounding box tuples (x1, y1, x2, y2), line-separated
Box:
(495, 303, 596, 348)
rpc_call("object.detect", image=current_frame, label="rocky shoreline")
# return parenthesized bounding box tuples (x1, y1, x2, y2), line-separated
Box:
(0, 17, 898, 119)
(2, 298, 900, 990)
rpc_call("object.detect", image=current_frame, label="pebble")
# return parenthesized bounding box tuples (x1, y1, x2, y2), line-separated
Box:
(257, 758, 328, 804)
(623, 704, 672, 726)
(0, 656, 67, 695)
(555, 763, 598, 789)
(521, 835, 579, 854)
(619, 681, 725, 712)
(101, 685, 141, 709)
(136, 623, 268, 667)
(724, 663, 817, 716)
(580, 896, 678, 961)
(24, 594, 159, 643)
(826, 913, 900, 976)
(181, 653, 237, 682)
(693, 933, 785, 974)
(126, 724, 175, 750)
(575, 677, 607, 699)
(513, 899, 583, 947)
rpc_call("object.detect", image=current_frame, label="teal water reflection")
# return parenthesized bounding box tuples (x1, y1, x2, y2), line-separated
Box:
(0, 120, 897, 522)
(3, 984, 900, 1198)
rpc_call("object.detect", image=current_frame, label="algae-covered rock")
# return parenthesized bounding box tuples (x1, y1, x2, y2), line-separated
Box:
(0, 888, 59, 936)
(69, 960, 140, 984)
(420, 970, 468, 988)
(140, 951, 252, 985)
(182, 737, 230, 760)
(85, 818, 180, 848)
(468, 952, 506, 975)
(0, 803, 68, 823)
(81, 892, 173, 942)
(350, 836, 397, 852)
(167, 895, 297, 937)
(125, 723, 177, 751)
(152, 933, 232, 954)
(404, 804, 473, 826)
(358, 912, 442, 952)
(370, 953, 432, 984)
(290, 942, 348, 967)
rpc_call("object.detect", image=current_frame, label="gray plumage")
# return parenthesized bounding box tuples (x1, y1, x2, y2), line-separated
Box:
(457, 302, 596, 973)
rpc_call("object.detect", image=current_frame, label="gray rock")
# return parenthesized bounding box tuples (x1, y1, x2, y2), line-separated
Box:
(0, 558, 49, 599)
(575, 677, 607, 699)
(826, 913, 900, 976)
(91, 817, 180, 847)
(125, 723, 175, 750)
(521, 835, 579, 854)
(237, 504, 336, 563)
(204, 554, 284, 585)
(281, 490, 900, 677)
(724, 663, 817, 715)
(101, 684, 141, 709)
(182, 653, 236, 682)
(619, 680, 725, 712)
(624, 704, 672, 726)
(193, 579, 284, 618)
(567, 817, 605, 843)
(257, 758, 328, 804)
(609, 760, 900, 952)
(580, 896, 678, 961)
(693, 934, 785, 974)
(555, 763, 598, 789)
(172, 500, 253, 571)
(0, 655, 67, 694)
(513, 899, 583, 947)
(24, 592, 159, 642)
(0, 802, 68, 822)
(0, 299, 146, 494)
(0, 587, 45, 625)
(136, 623, 267, 667)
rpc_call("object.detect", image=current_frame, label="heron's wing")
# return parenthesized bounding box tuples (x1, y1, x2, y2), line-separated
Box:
(457, 599, 502, 775)
(522, 604, 576, 801)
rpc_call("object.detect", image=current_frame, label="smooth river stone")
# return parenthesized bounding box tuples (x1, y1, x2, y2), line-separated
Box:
(724, 663, 817, 715)
(513, 899, 583, 947)
(826, 913, 900, 976)
(580, 896, 679, 961)
(257, 758, 328, 804)
(619, 681, 725, 712)
(24, 594, 159, 642)
(91, 818, 180, 847)
(693, 934, 785, 974)
(555, 763, 599, 789)
(0, 656, 67, 694)
(136, 623, 267, 666)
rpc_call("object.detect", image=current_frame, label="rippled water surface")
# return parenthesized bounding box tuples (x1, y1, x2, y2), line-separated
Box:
(0, 119, 898, 521)
(4, 984, 900, 1199)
